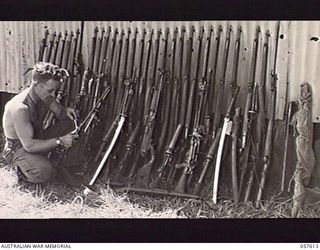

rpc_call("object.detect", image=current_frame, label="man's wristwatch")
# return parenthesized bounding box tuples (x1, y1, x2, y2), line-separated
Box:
(56, 137, 63, 146)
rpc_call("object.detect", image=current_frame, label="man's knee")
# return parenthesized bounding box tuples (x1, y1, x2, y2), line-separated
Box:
(13, 151, 56, 183)
(22, 163, 56, 183)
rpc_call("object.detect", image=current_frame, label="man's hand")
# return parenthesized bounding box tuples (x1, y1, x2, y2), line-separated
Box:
(64, 107, 77, 121)
(59, 132, 79, 148)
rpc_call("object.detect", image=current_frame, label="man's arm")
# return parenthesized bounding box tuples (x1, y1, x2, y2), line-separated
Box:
(13, 108, 59, 153)
(49, 99, 76, 121)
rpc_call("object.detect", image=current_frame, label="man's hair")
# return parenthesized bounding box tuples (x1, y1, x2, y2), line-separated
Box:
(30, 62, 69, 83)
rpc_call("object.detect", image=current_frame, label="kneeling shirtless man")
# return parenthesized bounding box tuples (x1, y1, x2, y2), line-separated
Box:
(2, 62, 79, 184)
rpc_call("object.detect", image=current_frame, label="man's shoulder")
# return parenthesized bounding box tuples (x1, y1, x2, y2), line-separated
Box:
(6, 89, 30, 112)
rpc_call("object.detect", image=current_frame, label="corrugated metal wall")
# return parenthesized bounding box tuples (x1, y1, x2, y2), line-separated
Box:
(1, 21, 319, 122)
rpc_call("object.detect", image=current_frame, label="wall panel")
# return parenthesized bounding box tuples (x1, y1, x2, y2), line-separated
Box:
(1, 21, 319, 122)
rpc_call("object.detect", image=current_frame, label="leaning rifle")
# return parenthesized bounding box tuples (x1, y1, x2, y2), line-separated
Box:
(45, 31, 56, 63)
(39, 29, 49, 62)
(133, 70, 167, 187)
(184, 26, 204, 139)
(212, 26, 232, 140)
(204, 26, 222, 136)
(194, 127, 221, 196)
(255, 22, 280, 207)
(151, 123, 183, 188)
(84, 76, 134, 193)
(174, 77, 208, 194)
(52, 32, 62, 65)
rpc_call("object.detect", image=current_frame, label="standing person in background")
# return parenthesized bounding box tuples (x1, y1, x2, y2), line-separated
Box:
(2, 62, 79, 186)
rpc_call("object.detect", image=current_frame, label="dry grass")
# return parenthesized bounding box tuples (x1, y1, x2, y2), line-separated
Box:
(0, 132, 319, 218)
(1, 163, 320, 218)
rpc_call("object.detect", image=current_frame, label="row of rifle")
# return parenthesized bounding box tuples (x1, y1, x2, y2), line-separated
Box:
(37, 23, 281, 205)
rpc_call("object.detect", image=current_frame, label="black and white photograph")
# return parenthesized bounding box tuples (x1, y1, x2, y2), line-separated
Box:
(1, 0, 320, 240)
(1, 20, 320, 221)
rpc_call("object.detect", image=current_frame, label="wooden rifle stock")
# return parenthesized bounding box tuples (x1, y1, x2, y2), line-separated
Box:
(114, 120, 141, 182)
(152, 123, 183, 188)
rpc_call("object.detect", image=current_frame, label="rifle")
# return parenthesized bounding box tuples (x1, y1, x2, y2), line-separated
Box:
(255, 71, 277, 206)
(193, 127, 221, 196)
(86, 74, 135, 191)
(58, 31, 68, 67)
(137, 29, 153, 122)
(113, 28, 132, 126)
(67, 28, 80, 106)
(151, 123, 183, 188)
(244, 29, 269, 202)
(281, 101, 293, 192)
(110, 29, 124, 120)
(241, 26, 261, 151)
(256, 22, 280, 207)
(255, 30, 270, 149)
(237, 27, 261, 198)
(212, 26, 232, 140)
(184, 26, 204, 140)
(199, 26, 213, 131)
(75, 86, 111, 135)
(62, 31, 74, 105)
(127, 28, 138, 80)
(167, 28, 179, 137)
(158, 28, 172, 152)
(179, 27, 194, 136)
(93, 27, 105, 76)
(106, 28, 118, 84)
(45, 31, 56, 63)
(74, 67, 90, 115)
(115, 30, 147, 181)
(115, 28, 130, 115)
(174, 75, 208, 194)
(38, 29, 49, 62)
(144, 29, 161, 121)
(133, 70, 167, 187)
(114, 120, 141, 182)
(204, 26, 222, 136)
(89, 27, 99, 73)
(52, 32, 62, 65)
(103, 28, 118, 128)
(134, 28, 146, 119)
(174, 27, 185, 129)
(129, 28, 145, 131)
(231, 108, 241, 202)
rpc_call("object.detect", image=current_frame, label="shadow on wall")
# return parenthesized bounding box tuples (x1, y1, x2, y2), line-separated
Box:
(0, 92, 15, 125)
